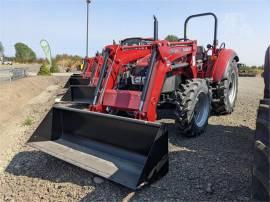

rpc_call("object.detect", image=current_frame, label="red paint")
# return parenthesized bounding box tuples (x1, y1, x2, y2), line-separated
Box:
(83, 39, 237, 122)
(103, 90, 141, 110)
(207, 49, 237, 82)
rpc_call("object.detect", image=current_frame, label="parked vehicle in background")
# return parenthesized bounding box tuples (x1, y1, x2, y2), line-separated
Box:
(2, 61, 13, 65)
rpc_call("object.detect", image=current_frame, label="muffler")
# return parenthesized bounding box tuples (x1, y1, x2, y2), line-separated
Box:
(28, 105, 168, 189)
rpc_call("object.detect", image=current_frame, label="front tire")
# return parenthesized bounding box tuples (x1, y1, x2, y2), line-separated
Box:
(212, 59, 238, 114)
(175, 79, 211, 137)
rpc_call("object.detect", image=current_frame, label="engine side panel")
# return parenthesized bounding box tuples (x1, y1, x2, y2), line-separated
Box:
(161, 74, 182, 93)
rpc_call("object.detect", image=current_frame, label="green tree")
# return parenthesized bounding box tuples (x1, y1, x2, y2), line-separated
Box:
(14, 42, 36, 63)
(0, 42, 4, 57)
(165, 35, 179, 42)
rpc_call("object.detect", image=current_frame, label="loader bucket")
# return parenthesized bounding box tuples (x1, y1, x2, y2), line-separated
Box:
(71, 73, 82, 77)
(28, 105, 168, 189)
(69, 77, 90, 86)
(64, 74, 81, 88)
(68, 76, 90, 86)
(64, 76, 90, 88)
(61, 85, 95, 104)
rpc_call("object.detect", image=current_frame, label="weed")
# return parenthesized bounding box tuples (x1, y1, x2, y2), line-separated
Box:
(23, 117, 33, 126)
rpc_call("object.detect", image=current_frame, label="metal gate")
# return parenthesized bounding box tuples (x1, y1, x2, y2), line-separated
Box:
(0, 68, 26, 82)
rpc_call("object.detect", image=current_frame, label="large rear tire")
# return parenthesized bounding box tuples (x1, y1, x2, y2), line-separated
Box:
(212, 59, 238, 114)
(251, 99, 270, 201)
(264, 46, 270, 99)
(175, 79, 211, 137)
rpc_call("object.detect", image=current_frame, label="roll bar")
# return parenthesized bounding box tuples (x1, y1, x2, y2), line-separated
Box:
(184, 12, 218, 47)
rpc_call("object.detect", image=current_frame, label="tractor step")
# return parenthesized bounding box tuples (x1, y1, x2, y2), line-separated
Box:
(28, 105, 168, 189)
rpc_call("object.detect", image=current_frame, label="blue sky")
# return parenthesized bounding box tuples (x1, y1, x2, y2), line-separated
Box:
(0, 0, 269, 65)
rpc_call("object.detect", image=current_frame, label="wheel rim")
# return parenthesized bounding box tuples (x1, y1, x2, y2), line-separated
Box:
(194, 93, 209, 128)
(228, 70, 237, 105)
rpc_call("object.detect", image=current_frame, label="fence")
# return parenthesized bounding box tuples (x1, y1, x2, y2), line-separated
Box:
(0, 68, 26, 82)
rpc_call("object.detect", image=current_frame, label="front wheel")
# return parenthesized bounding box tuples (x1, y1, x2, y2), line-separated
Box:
(212, 59, 238, 114)
(175, 79, 211, 137)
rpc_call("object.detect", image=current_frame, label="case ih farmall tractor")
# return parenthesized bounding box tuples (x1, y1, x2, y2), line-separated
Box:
(64, 55, 103, 87)
(29, 13, 239, 189)
(65, 38, 153, 87)
(61, 37, 154, 103)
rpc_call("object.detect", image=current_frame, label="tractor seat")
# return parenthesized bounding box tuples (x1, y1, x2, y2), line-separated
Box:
(196, 46, 206, 61)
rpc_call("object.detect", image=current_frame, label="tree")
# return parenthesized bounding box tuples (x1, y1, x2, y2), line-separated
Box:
(165, 35, 179, 42)
(0, 42, 4, 57)
(14, 42, 36, 63)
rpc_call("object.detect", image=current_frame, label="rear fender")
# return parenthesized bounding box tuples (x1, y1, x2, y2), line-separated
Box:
(210, 49, 239, 82)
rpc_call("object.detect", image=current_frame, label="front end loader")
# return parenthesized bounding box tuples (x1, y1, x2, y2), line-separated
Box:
(64, 37, 154, 88)
(64, 56, 100, 87)
(28, 13, 238, 189)
(62, 37, 154, 103)
(61, 54, 104, 102)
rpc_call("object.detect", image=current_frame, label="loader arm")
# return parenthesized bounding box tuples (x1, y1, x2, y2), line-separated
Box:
(84, 57, 95, 78)
(91, 44, 153, 110)
(89, 55, 104, 86)
(141, 41, 197, 121)
(94, 40, 197, 121)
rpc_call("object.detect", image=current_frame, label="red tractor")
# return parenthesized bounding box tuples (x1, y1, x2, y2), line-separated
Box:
(62, 37, 154, 102)
(76, 13, 239, 135)
(29, 13, 239, 189)
(65, 37, 153, 87)
(62, 38, 154, 104)
(64, 55, 102, 87)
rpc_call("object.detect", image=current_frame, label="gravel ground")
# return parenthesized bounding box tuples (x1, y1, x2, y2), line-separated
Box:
(0, 77, 264, 201)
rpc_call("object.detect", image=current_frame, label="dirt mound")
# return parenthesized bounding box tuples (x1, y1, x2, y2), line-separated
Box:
(0, 76, 67, 169)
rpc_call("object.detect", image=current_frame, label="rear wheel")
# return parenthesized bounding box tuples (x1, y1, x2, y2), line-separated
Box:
(251, 99, 270, 201)
(175, 79, 211, 137)
(252, 140, 270, 201)
(212, 59, 238, 114)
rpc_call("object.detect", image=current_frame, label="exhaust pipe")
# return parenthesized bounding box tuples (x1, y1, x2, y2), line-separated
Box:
(139, 16, 158, 111)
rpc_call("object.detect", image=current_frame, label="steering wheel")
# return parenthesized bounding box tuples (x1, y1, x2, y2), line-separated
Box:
(219, 42, 226, 49)
(178, 38, 190, 41)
